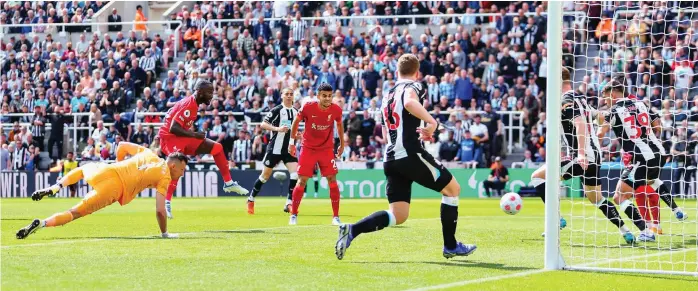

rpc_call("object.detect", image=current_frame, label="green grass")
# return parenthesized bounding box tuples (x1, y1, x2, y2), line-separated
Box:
(2, 198, 697, 290)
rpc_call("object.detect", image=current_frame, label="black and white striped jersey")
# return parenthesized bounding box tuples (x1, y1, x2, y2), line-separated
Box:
(264, 104, 298, 155)
(605, 98, 665, 161)
(382, 79, 427, 162)
(560, 90, 602, 161)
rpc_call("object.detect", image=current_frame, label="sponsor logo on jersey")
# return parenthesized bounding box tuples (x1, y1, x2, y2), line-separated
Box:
(327, 114, 332, 121)
(311, 123, 331, 131)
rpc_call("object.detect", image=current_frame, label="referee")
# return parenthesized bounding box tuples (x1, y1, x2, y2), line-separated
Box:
(246, 88, 300, 214)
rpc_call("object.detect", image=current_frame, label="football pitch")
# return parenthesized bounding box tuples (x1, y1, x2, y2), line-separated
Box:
(2, 198, 697, 290)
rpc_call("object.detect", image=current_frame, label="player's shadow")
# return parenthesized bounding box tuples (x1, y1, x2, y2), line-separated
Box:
(204, 229, 267, 234)
(2, 218, 35, 221)
(52, 236, 228, 240)
(350, 261, 535, 271)
(298, 214, 359, 218)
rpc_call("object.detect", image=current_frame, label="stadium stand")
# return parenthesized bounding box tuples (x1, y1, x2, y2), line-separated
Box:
(0, 1, 694, 178)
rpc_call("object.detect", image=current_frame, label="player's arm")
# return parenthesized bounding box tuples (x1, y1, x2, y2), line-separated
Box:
(288, 113, 302, 157)
(155, 192, 177, 238)
(573, 115, 589, 164)
(170, 121, 206, 139)
(261, 108, 288, 132)
(597, 113, 611, 140)
(403, 87, 438, 140)
(116, 142, 149, 161)
(335, 117, 345, 159)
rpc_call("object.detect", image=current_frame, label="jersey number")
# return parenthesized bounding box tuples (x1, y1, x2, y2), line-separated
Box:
(382, 97, 400, 130)
(623, 112, 650, 139)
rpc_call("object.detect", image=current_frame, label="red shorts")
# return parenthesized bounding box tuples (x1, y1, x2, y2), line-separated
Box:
(298, 148, 337, 177)
(160, 135, 204, 156)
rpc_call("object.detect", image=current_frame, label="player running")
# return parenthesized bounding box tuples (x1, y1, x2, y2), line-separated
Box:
(246, 88, 299, 214)
(335, 54, 476, 260)
(17, 143, 186, 239)
(599, 76, 686, 237)
(288, 83, 345, 226)
(159, 80, 248, 218)
(529, 67, 639, 244)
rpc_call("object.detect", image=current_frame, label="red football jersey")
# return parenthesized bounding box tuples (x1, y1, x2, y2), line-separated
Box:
(298, 101, 342, 151)
(628, 94, 637, 100)
(159, 95, 199, 138)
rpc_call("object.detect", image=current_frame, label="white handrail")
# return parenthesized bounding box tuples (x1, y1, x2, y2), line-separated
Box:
(2, 110, 527, 153)
(0, 20, 181, 28)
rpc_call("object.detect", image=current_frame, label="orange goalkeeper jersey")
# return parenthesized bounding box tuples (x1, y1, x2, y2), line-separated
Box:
(108, 150, 171, 205)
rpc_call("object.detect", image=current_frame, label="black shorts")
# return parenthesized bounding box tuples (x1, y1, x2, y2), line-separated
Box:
(560, 157, 600, 187)
(384, 151, 453, 204)
(262, 152, 298, 168)
(620, 155, 662, 188)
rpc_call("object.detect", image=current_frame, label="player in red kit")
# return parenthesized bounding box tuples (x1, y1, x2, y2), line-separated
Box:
(288, 83, 345, 225)
(159, 80, 248, 218)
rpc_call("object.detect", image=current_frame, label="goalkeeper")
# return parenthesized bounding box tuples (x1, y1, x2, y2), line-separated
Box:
(16, 143, 187, 239)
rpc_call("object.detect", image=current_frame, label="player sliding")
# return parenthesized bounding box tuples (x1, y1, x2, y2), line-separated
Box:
(17, 143, 186, 239)
(246, 88, 299, 214)
(158, 80, 248, 218)
(530, 67, 638, 244)
(288, 83, 345, 225)
(335, 54, 476, 260)
(598, 76, 687, 237)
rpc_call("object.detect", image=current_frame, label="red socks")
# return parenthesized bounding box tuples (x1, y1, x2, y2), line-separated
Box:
(211, 142, 232, 183)
(291, 185, 305, 215)
(635, 185, 649, 222)
(329, 181, 340, 217)
(166, 178, 178, 201)
(647, 189, 660, 226)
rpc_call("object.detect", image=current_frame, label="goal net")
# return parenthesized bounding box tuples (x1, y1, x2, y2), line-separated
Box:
(547, 1, 698, 275)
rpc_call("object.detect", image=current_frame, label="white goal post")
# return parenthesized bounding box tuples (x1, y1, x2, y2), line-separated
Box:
(546, 2, 698, 276)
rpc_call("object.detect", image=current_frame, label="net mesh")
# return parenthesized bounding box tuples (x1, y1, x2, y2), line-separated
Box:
(560, 1, 698, 274)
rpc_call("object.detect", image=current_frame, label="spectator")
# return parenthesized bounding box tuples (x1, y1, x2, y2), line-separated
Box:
(113, 113, 132, 141)
(359, 110, 375, 144)
(11, 138, 29, 170)
(1, 143, 10, 171)
(439, 131, 459, 162)
(108, 8, 122, 32)
(483, 157, 509, 197)
(30, 106, 46, 149)
(134, 5, 148, 32)
(534, 147, 546, 162)
(344, 110, 362, 142)
(232, 130, 252, 166)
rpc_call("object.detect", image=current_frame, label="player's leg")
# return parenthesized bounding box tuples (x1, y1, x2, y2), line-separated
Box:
(531, 163, 567, 230)
(18, 184, 119, 239)
(335, 164, 407, 260)
(283, 161, 299, 213)
(31, 165, 88, 201)
(247, 166, 273, 214)
(612, 179, 655, 242)
(164, 178, 178, 219)
(582, 168, 635, 244)
(318, 149, 341, 224)
(195, 138, 248, 194)
(290, 150, 316, 224)
(289, 174, 309, 225)
(247, 153, 279, 214)
(651, 179, 687, 221)
(482, 180, 493, 197)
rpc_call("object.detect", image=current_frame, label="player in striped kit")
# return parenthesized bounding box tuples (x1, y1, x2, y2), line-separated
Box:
(599, 77, 687, 237)
(530, 68, 638, 244)
(246, 89, 299, 214)
(335, 54, 476, 260)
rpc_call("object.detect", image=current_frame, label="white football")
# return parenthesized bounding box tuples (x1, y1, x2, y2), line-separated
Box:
(500, 192, 523, 215)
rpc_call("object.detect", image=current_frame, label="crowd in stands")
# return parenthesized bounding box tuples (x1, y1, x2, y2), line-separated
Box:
(0, 1, 110, 34)
(1, 1, 696, 183)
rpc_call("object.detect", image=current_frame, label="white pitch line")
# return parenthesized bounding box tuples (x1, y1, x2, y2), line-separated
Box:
(402, 246, 698, 291)
(402, 269, 548, 291)
(3, 215, 537, 249)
